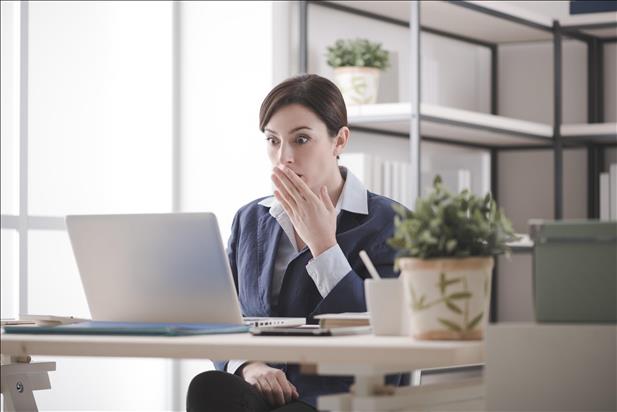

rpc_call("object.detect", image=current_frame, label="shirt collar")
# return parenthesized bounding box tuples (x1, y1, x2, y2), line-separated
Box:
(258, 166, 369, 216)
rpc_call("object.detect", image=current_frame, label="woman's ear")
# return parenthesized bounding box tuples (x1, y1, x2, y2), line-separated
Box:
(334, 126, 350, 157)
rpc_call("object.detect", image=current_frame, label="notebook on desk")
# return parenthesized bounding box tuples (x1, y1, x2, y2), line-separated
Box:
(64, 213, 304, 329)
(4, 321, 250, 336)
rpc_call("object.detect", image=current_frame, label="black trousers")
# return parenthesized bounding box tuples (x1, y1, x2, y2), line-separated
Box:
(187, 370, 317, 412)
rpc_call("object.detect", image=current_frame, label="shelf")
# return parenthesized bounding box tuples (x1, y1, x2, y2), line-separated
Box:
(326, 0, 553, 44)
(507, 234, 534, 254)
(347, 103, 553, 147)
(560, 11, 617, 39)
(561, 123, 617, 143)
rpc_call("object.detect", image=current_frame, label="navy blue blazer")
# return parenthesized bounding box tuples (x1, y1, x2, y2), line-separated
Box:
(213, 191, 408, 406)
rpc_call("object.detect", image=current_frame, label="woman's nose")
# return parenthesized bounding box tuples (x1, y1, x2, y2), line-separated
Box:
(277, 144, 294, 164)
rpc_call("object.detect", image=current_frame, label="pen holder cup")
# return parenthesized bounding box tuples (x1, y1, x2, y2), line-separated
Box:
(365, 278, 410, 336)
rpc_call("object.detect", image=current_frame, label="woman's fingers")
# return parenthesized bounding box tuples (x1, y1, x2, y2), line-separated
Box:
(257, 378, 277, 405)
(272, 170, 304, 205)
(320, 186, 335, 211)
(272, 174, 298, 208)
(290, 382, 299, 399)
(278, 166, 319, 202)
(242, 362, 297, 406)
(265, 375, 286, 406)
(274, 190, 295, 219)
(273, 370, 295, 403)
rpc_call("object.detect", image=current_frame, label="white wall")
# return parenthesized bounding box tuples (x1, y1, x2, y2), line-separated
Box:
(498, 40, 587, 124)
(176, 2, 274, 410)
(179, 1, 273, 243)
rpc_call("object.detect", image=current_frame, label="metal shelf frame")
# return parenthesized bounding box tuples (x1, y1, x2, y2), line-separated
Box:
(299, 0, 616, 217)
(298, 0, 617, 321)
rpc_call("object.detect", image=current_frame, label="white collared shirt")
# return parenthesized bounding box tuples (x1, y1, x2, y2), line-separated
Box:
(227, 166, 368, 375)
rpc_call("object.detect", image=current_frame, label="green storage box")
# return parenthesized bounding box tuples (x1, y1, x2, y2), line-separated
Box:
(529, 220, 617, 323)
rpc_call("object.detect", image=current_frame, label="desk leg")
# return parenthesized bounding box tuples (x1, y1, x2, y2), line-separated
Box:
(1, 355, 56, 412)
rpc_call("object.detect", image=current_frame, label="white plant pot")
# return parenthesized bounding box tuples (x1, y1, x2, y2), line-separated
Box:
(333, 67, 380, 105)
(398, 257, 494, 340)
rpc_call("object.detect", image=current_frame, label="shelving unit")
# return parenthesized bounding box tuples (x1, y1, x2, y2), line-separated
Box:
(560, 10, 617, 38)
(561, 122, 617, 143)
(348, 103, 553, 147)
(299, 0, 617, 321)
(300, 0, 617, 217)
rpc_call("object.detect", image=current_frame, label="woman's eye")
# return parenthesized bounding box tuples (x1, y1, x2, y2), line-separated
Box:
(266, 137, 279, 145)
(296, 136, 309, 144)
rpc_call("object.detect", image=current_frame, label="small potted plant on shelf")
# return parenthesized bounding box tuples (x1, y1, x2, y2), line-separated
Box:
(326, 38, 390, 105)
(388, 176, 518, 340)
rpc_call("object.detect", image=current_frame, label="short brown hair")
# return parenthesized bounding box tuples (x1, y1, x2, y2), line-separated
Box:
(259, 74, 347, 137)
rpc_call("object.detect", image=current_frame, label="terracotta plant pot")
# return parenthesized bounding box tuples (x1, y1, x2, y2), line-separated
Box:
(398, 257, 494, 340)
(333, 66, 380, 105)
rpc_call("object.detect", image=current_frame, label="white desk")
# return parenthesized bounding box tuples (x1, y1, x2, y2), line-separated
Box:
(1, 332, 484, 411)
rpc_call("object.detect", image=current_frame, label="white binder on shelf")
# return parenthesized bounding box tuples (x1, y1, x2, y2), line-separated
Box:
(392, 161, 402, 204)
(421, 169, 472, 196)
(372, 155, 383, 195)
(610, 164, 617, 220)
(600, 172, 609, 221)
(401, 162, 411, 209)
(383, 161, 393, 199)
(339, 153, 374, 192)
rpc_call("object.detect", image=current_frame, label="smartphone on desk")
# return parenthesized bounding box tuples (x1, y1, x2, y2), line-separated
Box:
(250, 326, 371, 337)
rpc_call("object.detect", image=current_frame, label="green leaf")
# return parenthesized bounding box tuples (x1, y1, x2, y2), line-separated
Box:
(438, 318, 462, 332)
(326, 38, 390, 69)
(445, 239, 457, 253)
(446, 300, 463, 314)
(466, 312, 484, 330)
(419, 295, 427, 306)
(386, 170, 515, 259)
(444, 278, 462, 287)
(438, 272, 446, 294)
(448, 291, 472, 300)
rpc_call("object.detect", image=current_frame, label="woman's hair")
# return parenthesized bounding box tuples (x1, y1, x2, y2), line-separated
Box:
(259, 74, 347, 138)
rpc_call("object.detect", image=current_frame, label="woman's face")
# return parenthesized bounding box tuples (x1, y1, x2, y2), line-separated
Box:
(264, 103, 343, 194)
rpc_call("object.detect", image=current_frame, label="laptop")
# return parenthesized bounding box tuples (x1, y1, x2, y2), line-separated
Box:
(65, 213, 304, 328)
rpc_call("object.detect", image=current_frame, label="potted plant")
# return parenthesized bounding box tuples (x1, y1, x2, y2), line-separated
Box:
(326, 38, 390, 105)
(388, 176, 518, 340)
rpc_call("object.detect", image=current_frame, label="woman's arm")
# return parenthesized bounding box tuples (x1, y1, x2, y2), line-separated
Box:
(309, 243, 397, 317)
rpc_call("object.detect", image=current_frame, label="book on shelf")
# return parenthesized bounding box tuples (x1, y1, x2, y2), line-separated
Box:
(600, 172, 609, 220)
(314, 312, 370, 328)
(401, 162, 411, 209)
(339, 153, 413, 208)
(383, 160, 392, 199)
(421, 169, 471, 196)
(611, 164, 617, 220)
(339, 153, 373, 191)
(373, 155, 383, 195)
(600, 164, 617, 221)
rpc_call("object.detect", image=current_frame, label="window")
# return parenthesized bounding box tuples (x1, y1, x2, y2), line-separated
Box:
(1, 1, 274, 409)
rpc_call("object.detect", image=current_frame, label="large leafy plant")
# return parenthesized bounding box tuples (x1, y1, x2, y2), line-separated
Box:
(326, 38, 390, 70)
(388, 176, 518, 261)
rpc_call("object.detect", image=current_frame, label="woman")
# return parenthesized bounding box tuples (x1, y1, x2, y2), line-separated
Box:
(187, 74, 405, 412)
